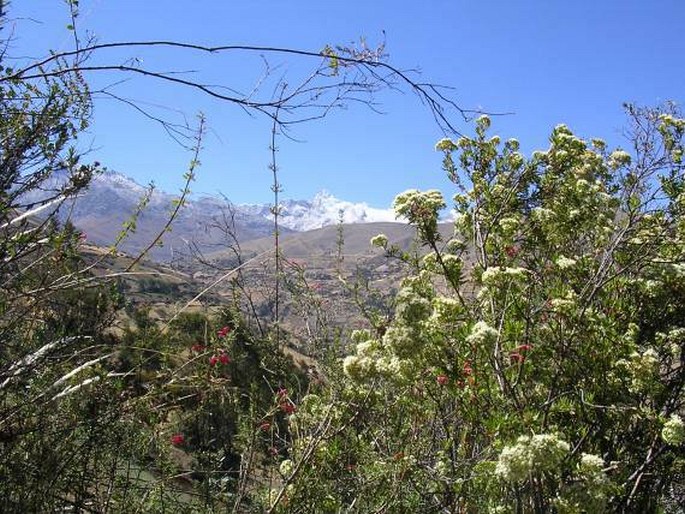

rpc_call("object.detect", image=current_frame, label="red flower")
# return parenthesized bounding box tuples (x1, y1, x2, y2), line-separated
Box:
(209, 355, 219, 366)
(516, 344, 532, 352)
(462, 360, 473, 376)
(191, 343, 206, 353)
(436, 374, 449, 386)
(170, 433, 185, 446)
(504, 245, 519, 258)
(218, 353, 231, 365)
(510, 352, 525, 364)
(217, 326, 232, 338)
(279, 401, 296, 415)
(259, 421, 272, 432)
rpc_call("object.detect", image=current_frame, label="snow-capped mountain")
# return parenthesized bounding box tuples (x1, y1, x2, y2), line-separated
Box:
(20, 170, 400, 261)
(240, 191, 397, 232)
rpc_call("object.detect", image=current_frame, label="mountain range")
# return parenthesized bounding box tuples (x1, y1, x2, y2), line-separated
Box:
(24, 170, 400, 261)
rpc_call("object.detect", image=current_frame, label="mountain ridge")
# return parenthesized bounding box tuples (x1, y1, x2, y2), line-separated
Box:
(21, 170, 402, 261)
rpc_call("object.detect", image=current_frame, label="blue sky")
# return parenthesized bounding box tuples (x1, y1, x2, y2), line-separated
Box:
(10, 1, 685, 207)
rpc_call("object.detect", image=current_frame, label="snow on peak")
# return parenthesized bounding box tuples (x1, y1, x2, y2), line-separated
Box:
(93, 170, 142, 191)
(85, 174, 397, 231)
(276, 190, 397, 231)
(91, 170, 172, 207)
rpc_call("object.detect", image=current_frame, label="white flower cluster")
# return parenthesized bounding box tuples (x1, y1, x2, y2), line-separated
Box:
(279, 459, 294, 477)
(615, 348, 660, 392)
(466, 321, 499, 345)
(507, 138, 520, 150)
(343, 341, 416, 384)
(579, 453, 605, 474)
(608, 150, 632, 169)
(670, 262, 685, 278)
(393, 189, 446, 224)
(481, 266, 528, 286)
(299, 394, 324, 418)
(476, 114, 491, 130)
(370, 233, 388, 248)
(661, 414, 684, 446)
(498, 216, 520, 235)
(591, 138, 607, 150)
(351, 355, 406, 385)
(435, 138, 457, 152)
(343, 280, 435, 383)
(495, 433, 570, 482)
(343, 332, 393, 382)
(394, 286, 433, 324)
(659, 113, 685, 130)
(383, 324, 417, 357)
(442, 253, 462, 269)
(640, 348, 660, 368)
(422, 252, 439, 272)
(431, 296, 462, 323)
(531, 207, 555, 223)
(446, 238, 466, 252)
(549, 293, 577, 315)
(655, 328, 684, 359)
(555, 255, 577, 270)
(550, 452, 611, 513)
(552, 126, 584, 145)
(342, 353, 376, 382)
(425, 253, 463, 280)
(508, 152, 525, 169)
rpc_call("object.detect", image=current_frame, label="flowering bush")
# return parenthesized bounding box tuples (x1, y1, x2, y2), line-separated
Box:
(266, 105, 685, 513)
(495, 433, 570, 482)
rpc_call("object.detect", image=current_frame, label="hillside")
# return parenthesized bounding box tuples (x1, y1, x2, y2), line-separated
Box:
(71, 221, 445, 354)
(208, 221, 454, 262)
(191, 221, 460, 355)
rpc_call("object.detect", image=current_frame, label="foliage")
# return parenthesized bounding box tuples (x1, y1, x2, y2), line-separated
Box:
(1, 2, 684, 513)
(268, 106, 685, 513)
(0, 3, 312, 510)
(0, 10, 126, 508)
